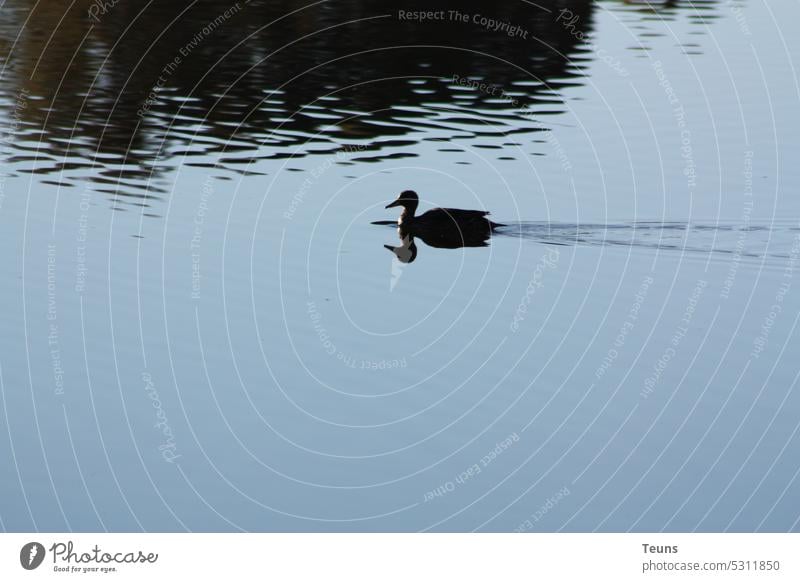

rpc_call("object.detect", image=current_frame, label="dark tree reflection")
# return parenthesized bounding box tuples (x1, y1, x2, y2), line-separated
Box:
(0, 0, 720, 198)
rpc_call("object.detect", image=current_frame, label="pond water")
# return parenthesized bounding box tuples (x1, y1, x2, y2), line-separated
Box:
(1, 0, 799, 532)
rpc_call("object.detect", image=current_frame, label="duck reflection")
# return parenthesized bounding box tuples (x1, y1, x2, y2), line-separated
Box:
(379, 190, 504, 263)
(384, 234, 418, 264)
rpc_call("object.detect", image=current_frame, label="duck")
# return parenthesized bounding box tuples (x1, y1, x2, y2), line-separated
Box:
(385, 190, 503, 249)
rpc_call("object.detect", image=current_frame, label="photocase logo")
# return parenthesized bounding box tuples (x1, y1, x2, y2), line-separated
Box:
(20, 542, 46, 570)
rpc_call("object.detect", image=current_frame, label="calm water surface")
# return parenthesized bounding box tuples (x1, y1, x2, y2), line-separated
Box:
(1, 0, 799, 531)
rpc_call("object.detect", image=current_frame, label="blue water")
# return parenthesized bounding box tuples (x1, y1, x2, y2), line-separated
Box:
(0, 0, 799, 532)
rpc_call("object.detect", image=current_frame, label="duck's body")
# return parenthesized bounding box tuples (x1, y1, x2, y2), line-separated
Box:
(386, 190, 503, 248)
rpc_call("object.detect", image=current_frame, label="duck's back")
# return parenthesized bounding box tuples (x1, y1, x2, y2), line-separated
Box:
(407, 207, 501, 248)
(437, 207, 490, 218)
(417, 207, 492, 225)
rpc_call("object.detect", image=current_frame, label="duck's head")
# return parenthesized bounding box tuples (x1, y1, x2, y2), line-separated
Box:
(385, 190, 419, 216)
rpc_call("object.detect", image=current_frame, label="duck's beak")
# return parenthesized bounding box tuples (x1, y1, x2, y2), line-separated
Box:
(385, 199, 401, 209)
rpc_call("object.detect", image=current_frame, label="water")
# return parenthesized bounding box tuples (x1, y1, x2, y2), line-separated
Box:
(0, 0, 799, 532)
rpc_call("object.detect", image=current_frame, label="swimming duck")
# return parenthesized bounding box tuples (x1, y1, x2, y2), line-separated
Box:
(385, 190, 503, 249)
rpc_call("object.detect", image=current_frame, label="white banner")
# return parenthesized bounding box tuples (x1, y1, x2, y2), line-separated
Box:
(1, 533, 797, 581)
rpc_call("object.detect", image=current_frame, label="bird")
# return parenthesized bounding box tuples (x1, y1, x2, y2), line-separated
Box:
(384, 190, 503, 249)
